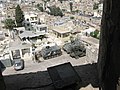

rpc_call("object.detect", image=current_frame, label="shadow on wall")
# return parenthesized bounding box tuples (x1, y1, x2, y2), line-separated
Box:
(0, 68, 6, 90)
(74, 63, 99, 89)
(3, 63, 99, 90)
(0, 61, 6, 72)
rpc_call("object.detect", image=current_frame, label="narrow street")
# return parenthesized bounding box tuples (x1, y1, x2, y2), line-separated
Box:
(3, 52, 87, 75)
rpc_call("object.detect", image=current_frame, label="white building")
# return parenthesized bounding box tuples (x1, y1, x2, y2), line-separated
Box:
(38, 14, 46, 23)
(93, 11, 102, 18)
(24, 12, 38, 24)
(33, 24, 48, 33)
(98, 3, 103, 16)
(24, 12, 38, 30)
(13, 27, 26, 35)
(81, 27, 96, 36)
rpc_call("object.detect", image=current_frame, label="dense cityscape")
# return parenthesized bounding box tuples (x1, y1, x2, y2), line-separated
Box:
(0, 0, 103, 90)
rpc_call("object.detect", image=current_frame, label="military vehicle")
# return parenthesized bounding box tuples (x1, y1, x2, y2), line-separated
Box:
(63, 39, 86, 59)
(70, 45, 86, 59)
(40, 45, 62, 60)
(62, 42, 71, 54)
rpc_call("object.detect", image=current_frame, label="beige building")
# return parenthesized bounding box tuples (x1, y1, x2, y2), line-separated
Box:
(52, 26, 71, 38)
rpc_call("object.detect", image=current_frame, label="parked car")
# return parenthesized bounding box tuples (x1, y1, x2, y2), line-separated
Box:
(13, 59, 24, 71)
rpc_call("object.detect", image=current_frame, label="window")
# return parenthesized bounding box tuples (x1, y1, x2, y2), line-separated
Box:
(27, 23, 30, 26)
(37, 27, 39, 30)
(35, 17, 37, 20)
(40, 27, 47, 31)
(31, 17, 34, 20)
(27, 19, 29, 21)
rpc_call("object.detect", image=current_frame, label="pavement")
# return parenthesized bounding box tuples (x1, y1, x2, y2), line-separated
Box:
(3, 51, 87, 76)
(3, 51, 99, 90)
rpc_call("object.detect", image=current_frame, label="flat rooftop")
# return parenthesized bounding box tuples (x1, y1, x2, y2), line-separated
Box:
(19, 31, 46, 39)
(81, 36, 99, 46)
(52, 26, 71, 34)
(9, 41, 31, 51)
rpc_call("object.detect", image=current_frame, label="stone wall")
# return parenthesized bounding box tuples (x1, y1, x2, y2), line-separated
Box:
(86, 45, 99, 64)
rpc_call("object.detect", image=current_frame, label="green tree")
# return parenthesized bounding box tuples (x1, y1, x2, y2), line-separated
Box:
(75, 10, 79, 13)
(94, 30, 99, 38)
(36, 3, 40, 7)
(36, 4, 44, 12)
(48, 6, 63, 17)
(62, 9, 66, 12)
(70, 16, 74, 19)
(90, 32, 94, 37)
(4, 19, 15, 30)
(69, 2, 73, 12)
(57, 7, 63, 16)
(90, 30, 100, 39)
(93, 3, 99, 10)
(15, 5, 24, 27)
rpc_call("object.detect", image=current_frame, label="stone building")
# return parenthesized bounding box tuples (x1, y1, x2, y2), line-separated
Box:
(52, 26, 71, 38)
